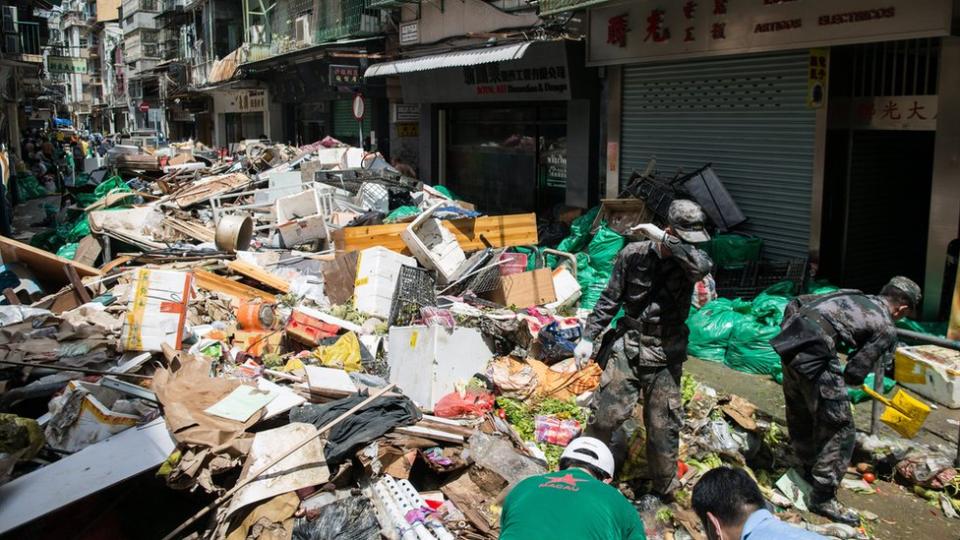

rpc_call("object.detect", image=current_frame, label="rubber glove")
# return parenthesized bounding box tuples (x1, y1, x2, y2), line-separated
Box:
(630, 223, 667, 242)
(574, 339, 594, 369)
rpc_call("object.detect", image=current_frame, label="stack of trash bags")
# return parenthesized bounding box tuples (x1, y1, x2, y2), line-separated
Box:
(548, 206, 625, 310)
(686, 285, 790, 378)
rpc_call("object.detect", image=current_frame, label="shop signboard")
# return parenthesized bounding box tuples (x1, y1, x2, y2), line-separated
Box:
(806, 48, 829, 109)
(396, 123, 419, 137)
(395, 103, 420, 122)
(218, 89, 268, 114)
(400, 20, 420, 46)
(329, 64, 360, 86)
(829, 95, 938, 131)
(47, 55, 88, 74)
(587, 0, 952, 66)
(401, 41, 571, 103)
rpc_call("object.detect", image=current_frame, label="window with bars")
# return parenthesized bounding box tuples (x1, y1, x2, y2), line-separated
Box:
(830, 38, 940, 98)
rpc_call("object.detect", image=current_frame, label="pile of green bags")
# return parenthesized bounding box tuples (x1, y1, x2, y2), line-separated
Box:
(686, 284, 793, 376)
(548, 207, 626, 310)
(16, 173, 47, 201)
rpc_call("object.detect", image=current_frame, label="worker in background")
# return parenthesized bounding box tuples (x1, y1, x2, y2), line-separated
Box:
(692, 467, 826, 540)
(575, 200, 713, 500)
(499, 437, 646, 540)
(770, 276, 921, 525)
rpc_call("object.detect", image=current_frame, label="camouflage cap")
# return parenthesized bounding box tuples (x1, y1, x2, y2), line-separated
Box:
(667, 199, 710, 243)
(885, 276, 922, 310)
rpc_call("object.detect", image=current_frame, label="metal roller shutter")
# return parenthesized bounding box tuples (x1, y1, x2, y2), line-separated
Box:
(620, 52, 815, 259)
(333, 97, 372, 141)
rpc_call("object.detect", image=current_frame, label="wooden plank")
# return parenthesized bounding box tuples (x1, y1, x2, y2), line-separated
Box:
(320, 251, 358, 305)
(226, 260, 290, 293)
(193, 269, 276, 302)
(63, 267, 92, 304)
(330, 213, 539, 253)
(3, 289, 20, 305)
(73, 236, 102, 268)
(0, 235, 101, 290)
(394, 425, 465, 444)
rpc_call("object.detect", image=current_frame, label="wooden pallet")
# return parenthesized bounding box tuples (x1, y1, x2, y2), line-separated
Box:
(330, 213, 539, 253)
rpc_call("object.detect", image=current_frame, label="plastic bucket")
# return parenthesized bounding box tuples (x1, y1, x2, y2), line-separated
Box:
(499, 252, 528, 276)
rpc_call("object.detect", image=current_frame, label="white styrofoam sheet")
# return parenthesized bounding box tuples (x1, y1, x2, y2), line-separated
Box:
(0, 418, 176, 534)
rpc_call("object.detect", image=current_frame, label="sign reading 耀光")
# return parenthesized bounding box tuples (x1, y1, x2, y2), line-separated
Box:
(329, 65, 360, 86)
(829, 95, 938, 131)
(400, 41, 571, 103)
(47, 56, 88, 74)
(587, 0, 953, 66)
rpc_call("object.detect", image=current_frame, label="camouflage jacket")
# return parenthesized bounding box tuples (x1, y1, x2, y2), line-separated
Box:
(782, 291, 897, 385)
(584, 237, 713, 342)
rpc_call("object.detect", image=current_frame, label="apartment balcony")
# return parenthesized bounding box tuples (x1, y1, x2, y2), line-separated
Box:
(316, 0, 382, 43)
(3, 20, 45, 61)
(537, 0, 611, 15)
(190, 57, 213, 87)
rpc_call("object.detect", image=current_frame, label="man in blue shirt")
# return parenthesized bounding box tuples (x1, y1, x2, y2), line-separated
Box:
(692, 467, 826, 540)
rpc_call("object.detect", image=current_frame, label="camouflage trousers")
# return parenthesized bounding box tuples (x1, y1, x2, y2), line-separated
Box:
(781, 357, 856, 497)
(586, 332, 684, 494)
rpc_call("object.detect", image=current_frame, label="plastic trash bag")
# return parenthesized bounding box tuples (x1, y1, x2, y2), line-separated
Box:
(586, 224, 625, 276)
(434, 390, 495, 419)
(56, 242, 78, 260)
(724, 319, 782, 376)
(385, 205, 419, 223)
(292, 495, 380, 540)
(686, 299, 751, 362)
(537, 321, 581, 364)
(750, 293, 790, 326)
(554, 206, 600, 258)
(15, 174, 47, 201)
(93, 175, 130, 199)
(316, 331, 362, 372)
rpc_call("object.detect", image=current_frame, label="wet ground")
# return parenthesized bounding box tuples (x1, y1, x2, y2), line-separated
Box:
(685, 357, 959, 540)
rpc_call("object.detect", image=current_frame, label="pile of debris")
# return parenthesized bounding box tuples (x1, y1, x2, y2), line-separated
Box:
(0, 141, 955, 540)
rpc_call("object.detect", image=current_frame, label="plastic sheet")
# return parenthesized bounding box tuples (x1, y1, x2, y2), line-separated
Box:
(292, 495, 380, 540)
(434, 390, 495, 418)
(536, 321, 581, 363)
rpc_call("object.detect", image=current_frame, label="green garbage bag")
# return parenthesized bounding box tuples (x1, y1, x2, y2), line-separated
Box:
(432, 185, 457, 200)
(724, 320, 782, 376)
(847, 373, 896, 404)
(687, 298, 752, 361)
(762, 280, 797, 297)
(384, 205, 420, 223)
(587, 224, 625, 275)
(701, 234, 763, 266)
(805, 279, 839, 295)
(750, 293, 790, 326)
(554, 206, 600, 260)
(576, 252, 604, 310)
(63, 217, 90, 243)
(93, 176, 130, 199)
(896, 318, 948, 338)
(56, 242, 79, 260)
(29, 229, 63, 252)
(15, 174, 47, 201)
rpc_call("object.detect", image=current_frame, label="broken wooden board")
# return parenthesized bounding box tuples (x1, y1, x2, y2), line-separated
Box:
(320, 251, 359, 305)
(227, 260, 291, 293)
(0, 235, 101, 290)
(194, 269, 276, 302)
(73, 236, 102, 268)
(330, 213, 539, 253)
(170, 173, 251, 208)
(163, 217, 216, 243)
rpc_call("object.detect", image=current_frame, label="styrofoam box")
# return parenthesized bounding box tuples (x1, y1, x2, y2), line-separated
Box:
(894, 345, 960, 409)
(388, 325, 494, 410)
(401, 217, 465, 285)
(353, 246, 416, 319)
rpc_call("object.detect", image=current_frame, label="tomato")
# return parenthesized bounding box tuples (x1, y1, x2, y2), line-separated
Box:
(677, 460, 689, 478)
(862, 472, 876, 484)
(497, 409, 506, 420)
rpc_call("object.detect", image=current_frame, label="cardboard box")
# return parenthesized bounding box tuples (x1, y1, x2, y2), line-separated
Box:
(120, 269, 192, 352)
(485, 268, 556, 308)
(233, 330, 283, 357)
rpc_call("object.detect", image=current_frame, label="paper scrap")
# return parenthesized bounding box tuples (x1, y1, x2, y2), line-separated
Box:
(204, 385, 278, 422)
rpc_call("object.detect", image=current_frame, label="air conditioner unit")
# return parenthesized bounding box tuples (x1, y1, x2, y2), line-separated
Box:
(294, 15, 310, 44)
(1, 6, 17, 34)
(4, 34, 18, 54)
(249, 25, 265, 45)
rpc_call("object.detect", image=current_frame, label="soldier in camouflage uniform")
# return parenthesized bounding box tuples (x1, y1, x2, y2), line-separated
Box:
(771, 276, 921, 525)
(574, 200, 713, 498)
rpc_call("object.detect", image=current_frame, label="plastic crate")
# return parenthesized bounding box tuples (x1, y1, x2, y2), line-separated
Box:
(389, 265, 437, 326)
(714, 258, 808, 300)
(498, 252, 528, 276)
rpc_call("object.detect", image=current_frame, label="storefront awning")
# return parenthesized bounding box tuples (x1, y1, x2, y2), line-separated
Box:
(364, 41, 534, 78)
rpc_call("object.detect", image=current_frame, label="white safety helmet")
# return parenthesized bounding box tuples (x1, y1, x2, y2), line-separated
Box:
(560, 436, 615, 479)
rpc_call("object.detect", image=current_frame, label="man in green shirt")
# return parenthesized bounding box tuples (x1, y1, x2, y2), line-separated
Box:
(499, 437, 647, 540)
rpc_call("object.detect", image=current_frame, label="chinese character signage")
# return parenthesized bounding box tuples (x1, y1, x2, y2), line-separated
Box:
(47, 56, 88, 74)
(829, 95, 937, 131)
(587, 0, 952, 66)
(329, 65, 360, 86)
(807, 48, 828, 109)
(401, 41, 571, 103)
(399, 20, 420, 46)
(219, 89, 268, 113)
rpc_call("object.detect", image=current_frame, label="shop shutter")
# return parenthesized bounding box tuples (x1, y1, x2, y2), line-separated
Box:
(332, 97, 372, 141)
(620, 52, 815, 260)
